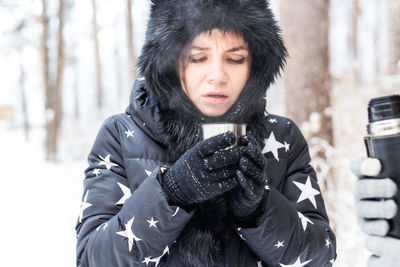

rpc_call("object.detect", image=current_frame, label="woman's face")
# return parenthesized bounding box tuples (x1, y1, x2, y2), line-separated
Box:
(181, 29, 251, 117)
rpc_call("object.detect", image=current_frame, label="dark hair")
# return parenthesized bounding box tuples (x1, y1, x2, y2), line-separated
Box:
(137, 0, 287, 120)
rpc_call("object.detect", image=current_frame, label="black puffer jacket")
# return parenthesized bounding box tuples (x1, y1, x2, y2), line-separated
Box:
(76, 0, 337, 265)
(75, 79, 336, 266)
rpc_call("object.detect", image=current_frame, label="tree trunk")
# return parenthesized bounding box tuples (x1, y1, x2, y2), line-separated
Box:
(54, 0, 65, 160)
(114, 40, 124, 107)
(352, 0, 361, 83)
(126, 0, 137, 83)
(388, 0, 400, 75)
(41, 0, 65, 161)
(19, 49, 29, 141)
(280, 0, 336, 227)
(40, 0, 56, 160)
(374, 0, 381, 82)
(280, 0, 333, 145)
(91, 0, 103, 110)
(73, 57, 80, 120)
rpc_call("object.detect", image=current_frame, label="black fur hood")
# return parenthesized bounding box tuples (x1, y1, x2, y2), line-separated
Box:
(137, 0, 287, 122)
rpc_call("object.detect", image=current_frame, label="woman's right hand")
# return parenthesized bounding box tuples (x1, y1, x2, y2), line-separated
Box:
(161, 132, 240, 209)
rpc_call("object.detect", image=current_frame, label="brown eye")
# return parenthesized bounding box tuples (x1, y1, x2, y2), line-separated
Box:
(188, 56, 207, 63)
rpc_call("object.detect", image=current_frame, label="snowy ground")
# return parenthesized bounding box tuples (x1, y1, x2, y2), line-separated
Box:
(1, 123, 84, 267)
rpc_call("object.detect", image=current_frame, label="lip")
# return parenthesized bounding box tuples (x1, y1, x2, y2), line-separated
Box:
(202, 92, 229, 104)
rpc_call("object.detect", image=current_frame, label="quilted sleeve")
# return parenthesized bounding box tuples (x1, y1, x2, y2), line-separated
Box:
(75, 116, 194, 267)
(237, 119, 337, 267)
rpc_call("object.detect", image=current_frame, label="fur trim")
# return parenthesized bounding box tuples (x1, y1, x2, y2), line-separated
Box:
(138, 0, 287, 120)
(158, 107, 269, 266)
(159, 108, 202, 163)
(177, 197, 234, 267)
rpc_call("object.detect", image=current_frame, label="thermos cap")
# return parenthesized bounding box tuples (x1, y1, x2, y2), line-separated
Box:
(368, 94, 400, 123)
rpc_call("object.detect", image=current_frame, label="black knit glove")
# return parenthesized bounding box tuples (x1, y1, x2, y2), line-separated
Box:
(161, 132, 240, 209)
(229, 134, 267, 223)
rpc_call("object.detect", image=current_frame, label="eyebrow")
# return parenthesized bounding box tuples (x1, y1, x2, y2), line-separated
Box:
(190, 45, 248, 52)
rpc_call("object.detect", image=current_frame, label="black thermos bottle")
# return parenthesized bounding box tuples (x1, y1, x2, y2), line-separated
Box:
(364, 94, 400, 238)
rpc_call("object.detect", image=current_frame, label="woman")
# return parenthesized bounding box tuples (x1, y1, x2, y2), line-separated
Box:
(76, 0, 337, 266)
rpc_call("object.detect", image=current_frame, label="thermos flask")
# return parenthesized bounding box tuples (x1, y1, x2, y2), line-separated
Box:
(364, 94, 400, 238)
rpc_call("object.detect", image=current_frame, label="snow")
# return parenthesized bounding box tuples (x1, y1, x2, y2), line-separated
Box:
(0, 124, 84, 266)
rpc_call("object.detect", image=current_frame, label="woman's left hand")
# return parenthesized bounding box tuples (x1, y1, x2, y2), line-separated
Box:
(229, 134, 268, 224)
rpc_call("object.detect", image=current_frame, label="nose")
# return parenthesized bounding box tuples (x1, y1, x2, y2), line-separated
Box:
(207, 59, 228, 85)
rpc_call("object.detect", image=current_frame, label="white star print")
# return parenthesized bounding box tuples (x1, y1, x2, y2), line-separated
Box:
(274, 240, 285, 248)
(147, 217, 159, 228)
(142, 257, 152, 265)
(263, 132, 285, 161)
(238, 228, 246, 240)
(96, 221, 109, 231)
(298, 212, 314, 231)
(138, 77, 145, 81)
(172, 207, 180, 217)
(264, 111, 269, 117)
(142, 246, 170, 266)
(78, 190, 92, 223)
(284, 141, 290, 152)
(160, 166, 168, 173)
(99, 154, 119, 170)
(145, 170, 152, 176)
(269, 118, 277, 123)
(116, 217, 142, 252)
(265, 184, 270, 190)
(279, 256, 312, 267)
(125, 130, 134, 138)
(325, 238, 331, 248)
(257, 261, 263, 267)
(116, 182, 132, 205)
(293, 176, 320, 209)
(92, 169, 100, 176)
(329, 259, 335, 264)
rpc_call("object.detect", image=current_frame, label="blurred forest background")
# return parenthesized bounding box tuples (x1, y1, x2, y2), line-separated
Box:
(0, 0, 399, 266)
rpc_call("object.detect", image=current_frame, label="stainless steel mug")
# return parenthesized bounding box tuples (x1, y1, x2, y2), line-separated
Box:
(201, 123, 247, 148)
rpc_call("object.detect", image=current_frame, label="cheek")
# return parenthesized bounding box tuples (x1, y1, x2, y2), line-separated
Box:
(232, 67, 250, 96)
(183, 66, 206, 97)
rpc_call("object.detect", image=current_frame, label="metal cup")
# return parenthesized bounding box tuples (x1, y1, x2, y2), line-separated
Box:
(201, 123, 247, 148)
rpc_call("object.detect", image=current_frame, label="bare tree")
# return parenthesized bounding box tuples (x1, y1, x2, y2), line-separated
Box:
(12, 20, 30, 141)
(72, 54, 81, 120)
(54, 0, 66, 157)
(388, 0, 400, 75)
(352, 0, 361, 83)
(126, 0, 137, 83)
(91, 0, 103, 110)
(374, 0, 381, 82)
(19, 46, 29, 141)
(114, 33, 124, 107)
(280, 0, 333, 145)
(40, 0, 65, 161)
(280, 0, 336, 226)
(40, 0, 55, 160)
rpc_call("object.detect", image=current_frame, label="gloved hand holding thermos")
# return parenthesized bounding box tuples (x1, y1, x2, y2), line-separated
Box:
(351, 95, 400, 267)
